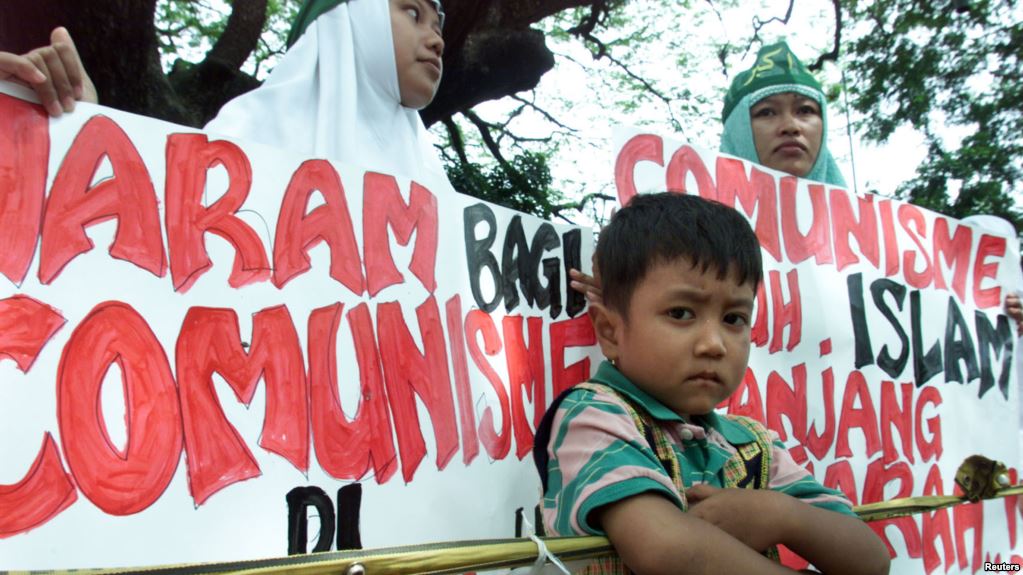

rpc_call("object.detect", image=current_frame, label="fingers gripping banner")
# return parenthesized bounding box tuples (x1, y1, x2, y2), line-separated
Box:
(615, 126, 1023, 573)
(0, 82, 601, 569)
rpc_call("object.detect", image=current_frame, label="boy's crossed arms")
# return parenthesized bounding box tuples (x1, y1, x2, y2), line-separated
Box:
(601, 484, 888, 575)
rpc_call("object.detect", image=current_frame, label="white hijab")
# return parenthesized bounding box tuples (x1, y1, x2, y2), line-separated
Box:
(203, 0, 447, 182)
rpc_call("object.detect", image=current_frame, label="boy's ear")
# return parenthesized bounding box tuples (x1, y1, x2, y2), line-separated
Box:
(588, 302, 622, 363)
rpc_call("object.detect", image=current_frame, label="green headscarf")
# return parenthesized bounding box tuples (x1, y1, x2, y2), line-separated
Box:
(719, 41, 847, 187)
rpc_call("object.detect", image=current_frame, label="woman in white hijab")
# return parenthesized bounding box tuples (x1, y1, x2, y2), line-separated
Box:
(1, 0, 448, 182)
(205, 0, 448, 181)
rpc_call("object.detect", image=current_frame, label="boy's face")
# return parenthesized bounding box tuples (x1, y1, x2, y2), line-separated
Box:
(597, 258, 755, 417)
(390, 0, 444, 109)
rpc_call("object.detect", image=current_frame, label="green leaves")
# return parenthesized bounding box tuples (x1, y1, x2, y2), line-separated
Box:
(156, 0, 302, 76)
(844, 0, 1022, 228)
(445, 150, 561, 219)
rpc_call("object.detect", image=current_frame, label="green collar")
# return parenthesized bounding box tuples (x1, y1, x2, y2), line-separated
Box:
(589, 361, 756, 445)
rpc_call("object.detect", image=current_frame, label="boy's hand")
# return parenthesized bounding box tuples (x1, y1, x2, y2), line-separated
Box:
(690, 484, 892, 575)
(0, 27, 97, 117)
(686, 484, 791, 552)
(597, 493, 802, 575)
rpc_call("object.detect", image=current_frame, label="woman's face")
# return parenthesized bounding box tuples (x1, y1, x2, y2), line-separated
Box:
(750, 92, 823, 178)
(390, 0, 444, 109)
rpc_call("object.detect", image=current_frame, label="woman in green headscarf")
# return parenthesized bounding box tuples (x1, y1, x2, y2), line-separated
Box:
(720, 40, 846, 187)
(569, 40, 848, 297)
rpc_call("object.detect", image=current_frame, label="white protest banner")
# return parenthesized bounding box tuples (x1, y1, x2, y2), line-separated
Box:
(0, 82, 601, 570)
(614, 126, 1023, 574)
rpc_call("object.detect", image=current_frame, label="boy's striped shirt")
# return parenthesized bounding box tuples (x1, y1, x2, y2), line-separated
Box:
(541, 361, 855, 536)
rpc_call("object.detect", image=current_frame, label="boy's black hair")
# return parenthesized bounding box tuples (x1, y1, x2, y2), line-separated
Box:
(596, 192, 763, 316)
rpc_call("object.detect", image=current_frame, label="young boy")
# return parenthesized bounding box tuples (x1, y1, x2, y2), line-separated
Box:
(536, 193, 890, 575)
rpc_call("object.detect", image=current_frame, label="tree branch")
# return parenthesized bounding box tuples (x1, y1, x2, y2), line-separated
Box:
(503, 132, 556, 145)
(567, 1, 607, 48)
(510, 93, 578, 132)
(496, 102, 527, 131)
(809, 0, 842, 71)
(442, 116, 471, 167)
(552, 192, 616, 215)
(464, 109, 524, 184)
(578, 31, 683, 133)
(156, 23, 188, 36)
(466, 108, 509, 165)
(752, 0, 794, 38)
(743, 0, 794, 59)
(487, 103, 559, 147)
(205, 0, 268, 69)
